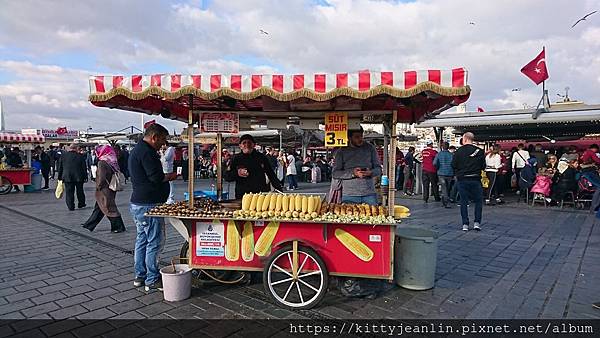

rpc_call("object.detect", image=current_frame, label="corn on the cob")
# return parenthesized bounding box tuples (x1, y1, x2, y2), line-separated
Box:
(256, 194, 265, 212)
(261, 194, 271, 211)
(249, 194, 259, 212)
(275, 194, 283, 211)
(307, 196, 315, 213)
(301, 195, 308, 213)
(225, 220, 240, 261)
(282, 194, 289, 212)
(254, 221, 280, 256)
(241, 221, 254, 262)
(241, 194, 252, 211)
(294, 194, 302, 212)
(287, 195, 295, 212)
(334, 228, 373, 262)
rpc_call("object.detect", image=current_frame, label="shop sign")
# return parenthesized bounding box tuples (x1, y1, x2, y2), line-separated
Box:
(324, 112, 348, 147)
(200, 112, 239, 133)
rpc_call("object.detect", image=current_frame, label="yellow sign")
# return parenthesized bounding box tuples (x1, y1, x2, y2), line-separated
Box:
(324, 112, 348, 147)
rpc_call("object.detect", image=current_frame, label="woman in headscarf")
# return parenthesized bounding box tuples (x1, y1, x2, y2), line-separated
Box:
(82, 145, 126, 233)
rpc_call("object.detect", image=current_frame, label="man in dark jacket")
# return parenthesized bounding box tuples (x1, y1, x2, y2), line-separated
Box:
(58, 144, 88, 210)
(35, 146, 51, 190)
(129, 123, 177, 292)
(224, 134, 283, 199)
(451, 132, 486, 231)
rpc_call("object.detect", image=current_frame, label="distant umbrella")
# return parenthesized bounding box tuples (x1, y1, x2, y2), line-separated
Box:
(571, 10, 597, 28)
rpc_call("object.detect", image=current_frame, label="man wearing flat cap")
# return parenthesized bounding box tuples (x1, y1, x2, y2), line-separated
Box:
(224, 134, 283, 199)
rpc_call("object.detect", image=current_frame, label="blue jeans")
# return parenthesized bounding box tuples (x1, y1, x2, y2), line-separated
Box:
(342, 194, 378, 206)
(456, 179, 483, 225)
(287, 174, 298, 189)
(130, 203, 164, 285)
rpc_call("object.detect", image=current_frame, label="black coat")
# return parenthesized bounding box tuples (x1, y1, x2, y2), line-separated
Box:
(58, 151, 88, 183)
(224, 150, 283, 199)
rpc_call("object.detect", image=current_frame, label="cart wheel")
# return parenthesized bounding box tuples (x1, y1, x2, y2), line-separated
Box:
(179, 241, 233, 283)
(0, 177, 12, 195)
(263, 245, 328, 310)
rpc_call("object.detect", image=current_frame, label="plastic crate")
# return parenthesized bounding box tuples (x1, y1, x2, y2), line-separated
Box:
(183, 190, 229, 201)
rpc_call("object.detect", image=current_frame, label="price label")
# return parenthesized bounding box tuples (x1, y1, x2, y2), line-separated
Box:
(324, 112, 348, 147)
(200, 112, 239, 133)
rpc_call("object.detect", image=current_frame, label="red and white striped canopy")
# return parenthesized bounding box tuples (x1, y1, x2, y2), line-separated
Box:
(0, 133, 45, 143)
(89, 68, 470, 123)
(90, 69, 467, 95)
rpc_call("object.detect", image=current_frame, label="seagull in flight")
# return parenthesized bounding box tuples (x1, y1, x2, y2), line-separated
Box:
(259, 29, 269, 35)
(571, 10, 597, 28)
(511, 88, 521, 92)
(468, 22, 475, 25)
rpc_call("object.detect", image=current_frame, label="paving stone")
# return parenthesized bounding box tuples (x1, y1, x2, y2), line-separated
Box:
(75, 307, 116, 320)
(4, 289, 40, 303)
(49, 304, 88, 319)
(70, 320, 116, 338)
(14, 281, 47, 292)
(55, 294, 91, 308)
(65, 277, 97, 288)
(81, 296, 118, 311)
(136, 302, 175, 317)
(107, 299, 145, 315)
(110, 289, 143, 302)
(0, 299, 34, 315)
(20, 302, 60, 317)
(40, 319, 85, 336)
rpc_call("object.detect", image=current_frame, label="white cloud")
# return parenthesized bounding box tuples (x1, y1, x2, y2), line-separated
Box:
(1, 0, 600, 132)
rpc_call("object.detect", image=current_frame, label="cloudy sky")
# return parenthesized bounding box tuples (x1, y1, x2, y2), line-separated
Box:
(1, 0, 599, 133)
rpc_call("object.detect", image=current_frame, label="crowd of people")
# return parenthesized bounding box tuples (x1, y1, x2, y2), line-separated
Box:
(393, 138, 600, 213)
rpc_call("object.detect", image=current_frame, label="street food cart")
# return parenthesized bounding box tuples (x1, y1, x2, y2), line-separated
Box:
(0, 132, 45, 194)
(88, 69, 470, 308)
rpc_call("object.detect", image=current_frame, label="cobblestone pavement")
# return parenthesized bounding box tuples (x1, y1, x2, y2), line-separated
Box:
(1, 178, 599, 327)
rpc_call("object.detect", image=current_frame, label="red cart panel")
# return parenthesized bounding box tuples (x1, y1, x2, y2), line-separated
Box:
(190, 220, 394, 279)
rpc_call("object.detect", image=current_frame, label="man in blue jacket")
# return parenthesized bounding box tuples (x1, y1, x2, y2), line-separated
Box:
(433, 142, 454, 208)
(129, 123, 177, 291)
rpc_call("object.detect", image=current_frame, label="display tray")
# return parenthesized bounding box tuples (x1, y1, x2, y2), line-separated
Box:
(0, 168, 33, 171)
(144, 213, 400, 226)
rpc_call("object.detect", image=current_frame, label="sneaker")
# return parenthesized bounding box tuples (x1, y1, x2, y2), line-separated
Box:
(144, 280, 163, 292)
(462, 224, 469, 231)
(473, 222, 481, 231)
(485, 199, 491, 205)
(545, 197, 552, 203)
(133, 277, 145, 287)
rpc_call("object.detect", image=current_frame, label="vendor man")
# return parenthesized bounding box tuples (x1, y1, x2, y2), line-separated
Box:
(225, 134, 283, 199)
(332, 127, 382, 205)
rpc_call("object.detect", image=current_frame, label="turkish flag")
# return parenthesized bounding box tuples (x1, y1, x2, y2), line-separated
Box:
(143, 119, 156, 129)
(520, 48, 549, 85)
(56, 127, 67, 135)
(477, 106, 485, 112)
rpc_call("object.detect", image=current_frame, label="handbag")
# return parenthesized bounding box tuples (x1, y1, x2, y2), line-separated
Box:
(109, 170, 126, 192)
(510, 173, 518, 188)
(55, 180, 64, 199)
(481, 171, 490, 189)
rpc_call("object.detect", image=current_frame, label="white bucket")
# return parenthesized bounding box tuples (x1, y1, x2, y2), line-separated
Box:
(160, 264, 192, 302)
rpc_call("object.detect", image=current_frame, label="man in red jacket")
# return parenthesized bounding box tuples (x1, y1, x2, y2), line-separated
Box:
(421, 141, 440, 203)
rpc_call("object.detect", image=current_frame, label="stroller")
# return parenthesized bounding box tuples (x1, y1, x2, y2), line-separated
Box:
(576, 174, 597, 209)
(517, 158, 537, 203)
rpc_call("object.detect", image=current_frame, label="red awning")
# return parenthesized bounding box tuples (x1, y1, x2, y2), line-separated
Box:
(89, 69, 470, 123)
(0, 133, 45, 143)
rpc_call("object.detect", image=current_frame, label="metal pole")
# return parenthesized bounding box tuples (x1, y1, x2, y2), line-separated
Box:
(383, 120, 390, 176)
(279, 130, 282, 151)
(388, 111, 398, 216)
(216, 133, 223, 200)
(188, 95, 195, 208)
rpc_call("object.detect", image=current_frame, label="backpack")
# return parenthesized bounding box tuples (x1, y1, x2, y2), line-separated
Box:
(109, 169, 126, 192)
